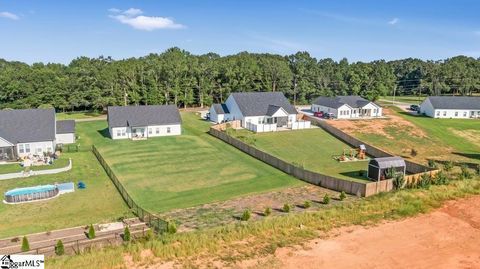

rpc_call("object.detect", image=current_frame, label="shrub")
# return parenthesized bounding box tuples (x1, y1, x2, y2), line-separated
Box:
(145, 229, 154, 241)
(443, 161, 454, 172)
(418, 173, 431, 189)
(123, 226, 131, 242)
(428, 160, 437, 168)
(166, 221, 177, 234)
(434, 171, 449, 185)
(385, 167, 397, 179)
(88, 224, 96, 239)
(323, 194, 330, 204)
(339, 191, 347, 201)
(410, 148, 418, 157)
(241, 210, 251, 221)
(460, 165, 472, 179)
(303, 201, 311, 209)
(21, 236, 30, 252)
(264, 207, 272, 216)
(393, 174, 406, 190)
(55, 240, 64, 255)
(283, 203, 291, 213)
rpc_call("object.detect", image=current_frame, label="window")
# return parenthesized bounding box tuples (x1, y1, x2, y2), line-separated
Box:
(19, 144, 24, 154)
(156, 128, 160, 134)
(167, 127, 171, 133)
(148, 128, 152, 135)
(443, 111, 447, 116)
(436, 111, 440, 116)
(121, 129, 126, 136)
(463, 111, 467, 117)
(25, 144, 30, 153)
(455, 112, 458, 117)
(117, 130, 121, 137)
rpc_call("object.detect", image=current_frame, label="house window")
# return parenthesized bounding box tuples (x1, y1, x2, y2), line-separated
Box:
(436, 111, 440, 116)
(156, 128, 160, 134)
(167, 127, 171, 133)
(121, 129, 126, 136)
(19, 144, 24, 154)
(455, 112, 458, 117)
(117, 130, 121, 137)
(443, 111, 446, 116)
(463, 111, 467, 117)
(25, 144, 30, 153)
(148, 128, 152, 135)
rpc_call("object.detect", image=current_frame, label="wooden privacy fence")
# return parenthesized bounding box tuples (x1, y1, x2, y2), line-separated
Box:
(209, 128, 392, 197)
(92, 145, 168, 233)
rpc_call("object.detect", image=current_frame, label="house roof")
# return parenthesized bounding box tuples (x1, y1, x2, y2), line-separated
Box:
(369, 156, 406, 169)
(0, 108, 56, 144)
(313, 96, 376, 109)
(212, 104, 230, 114)
(56, 120, 76, 134)
(230, 92, 297, 117)
(425, 96, 480, 110)
(107, 105, 181, 128)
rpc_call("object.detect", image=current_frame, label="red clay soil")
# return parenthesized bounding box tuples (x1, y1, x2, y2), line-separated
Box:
(271, 196, 480, 269)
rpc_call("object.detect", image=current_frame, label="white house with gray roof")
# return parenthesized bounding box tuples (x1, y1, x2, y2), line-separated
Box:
(420, 96, 480, 119)
(0, 108, 76, 161)
(209, 92, 310, 132)
(311, 96, 382, 119)
(107, 105, 181, 140)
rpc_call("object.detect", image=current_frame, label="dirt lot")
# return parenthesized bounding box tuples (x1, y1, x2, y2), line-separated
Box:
(262, 195, 480, 269)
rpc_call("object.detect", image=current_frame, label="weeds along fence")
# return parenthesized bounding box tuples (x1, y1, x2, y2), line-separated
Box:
(305, 116, 438, 175)
(209, 128, 392, 197)
(91, 145, 168, 233)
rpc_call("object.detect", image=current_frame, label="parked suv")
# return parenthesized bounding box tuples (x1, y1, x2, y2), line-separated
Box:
(410, 105, 420, 111)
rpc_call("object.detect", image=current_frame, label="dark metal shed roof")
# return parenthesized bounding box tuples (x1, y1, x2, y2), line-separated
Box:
(369, 156, 406, 169)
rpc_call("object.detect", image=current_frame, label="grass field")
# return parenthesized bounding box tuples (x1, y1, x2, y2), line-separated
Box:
(0, 151, 130, 238)
(353, 107, 480, 164)
(0, 157, 70, 174)
(230, 128, 370, 182)
(56, 111, 103, 120)
(380, 95, 426, 104)
(81, 112, 303, 213)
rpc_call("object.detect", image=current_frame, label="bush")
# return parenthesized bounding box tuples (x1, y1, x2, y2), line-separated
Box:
(283, 203, 291, 213)
(460, 165, 472, 179)
(166, 221, 177, 234)
(393, 174, 406, 190)
(410, 148, 418, 157)
(55, 240, 64, 255)
(303, 201, 311, 209)
(443, 161, 454, 172)
(339, 191, 347, 201)
(323, 194, 330, 204)
(385, 167, 396, 179)
(21, 236, 30, 252)
(418, 173, 431, 189)
(264, 207, 272, 216)
(434, 171, 449, 185)
(145, 229, 154, 241)
(123, 226, 131, 242)
(88, 224, 96, 239)
(428, 160, 437, 168)
(241, 210, 251, 221)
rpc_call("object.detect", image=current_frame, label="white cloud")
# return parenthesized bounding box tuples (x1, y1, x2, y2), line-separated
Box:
(0, 11, 19, 20)
(108, 8, 184, 31)
(388, 18, 399, 25)
(108, 8, 121, 13)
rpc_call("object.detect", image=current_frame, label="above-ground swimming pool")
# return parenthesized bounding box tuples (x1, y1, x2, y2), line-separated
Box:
(4, 182, 75, 204)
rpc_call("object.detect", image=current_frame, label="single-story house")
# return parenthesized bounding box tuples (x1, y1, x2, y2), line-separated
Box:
(367, 156, 406, 181)
(311, 96, 382, 119)
(419, 96, 480, 119)
(107, 105, 181, 140)
(56, 120, 76, 144)
(0, 108, 76, 161)
(209, 92, 310, 132)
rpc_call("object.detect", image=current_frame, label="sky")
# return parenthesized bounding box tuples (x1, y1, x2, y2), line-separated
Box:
(0, 0, 479, 64)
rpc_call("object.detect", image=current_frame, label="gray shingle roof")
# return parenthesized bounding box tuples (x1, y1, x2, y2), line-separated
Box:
(313, 96, 375, 109)
(426, 96, 480, 110)
(212, 104, 229, 114)
(265, 105, 283, 116)
(107, 105, 181, 128)
(230, 92, 297, 117)
(56, 120, 75, 134)
(369, 157, 406, 169)
(0, 108, 56, 144)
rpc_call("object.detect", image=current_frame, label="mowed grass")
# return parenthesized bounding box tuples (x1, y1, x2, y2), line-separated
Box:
(0, 151, 130, 238)
(85, 112, 302, 213)
(354, 107, 480, 164)
(0, 158, 70, 174)
(233, 128, 370, 182)
(381, 95, 426, 104)
(56, 111, 103, 120)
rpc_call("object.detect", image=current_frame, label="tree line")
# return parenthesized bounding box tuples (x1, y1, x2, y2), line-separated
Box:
(0, 47, 479, 111)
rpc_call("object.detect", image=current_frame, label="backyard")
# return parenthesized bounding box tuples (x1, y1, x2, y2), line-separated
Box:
(0, 157, 70, 174)
(229, 128, 371, 183)
(0, 151, 130, 238)
(87, 112, 303, 213)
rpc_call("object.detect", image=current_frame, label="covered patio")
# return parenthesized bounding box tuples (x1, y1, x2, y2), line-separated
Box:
(0, 146, 16, 162)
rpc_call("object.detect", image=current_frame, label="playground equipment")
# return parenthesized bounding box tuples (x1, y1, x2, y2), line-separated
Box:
(335, 144, 368, 162)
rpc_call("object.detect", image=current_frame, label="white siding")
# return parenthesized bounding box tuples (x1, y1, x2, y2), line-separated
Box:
(17, 141, 55, 157)
(110, 127, 129, 139)
(431, 109, 480, 119)
(56, 133, 75, 144)
(0, 137, 13, 147)
(146, 124, 181, 137)
(312, 103, 382, 119)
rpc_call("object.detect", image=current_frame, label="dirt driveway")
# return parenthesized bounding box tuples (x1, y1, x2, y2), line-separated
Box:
(270, 195, 480, 269)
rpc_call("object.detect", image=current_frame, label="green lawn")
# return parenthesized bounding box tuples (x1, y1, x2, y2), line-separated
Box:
(231, 128, 370, 183)
(83, 112, 303, 213)
(0, 158, 70, 174)
(0, 151, 130, 238)
(381, 95, 426, 104)
(56, 111, 103, 120)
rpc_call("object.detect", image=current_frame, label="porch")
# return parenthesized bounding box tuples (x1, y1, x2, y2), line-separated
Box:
(0, 146, 16, 162)
(131, 127, 147, 140)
